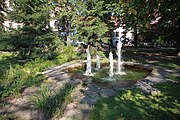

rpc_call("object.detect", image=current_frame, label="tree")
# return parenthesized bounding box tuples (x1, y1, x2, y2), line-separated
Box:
(50, 0, 76, 43)
(4, 0, 59, 58)
(71, 0, 109, 47)
(156, 0, 180, 52)
(111, 0, 180, 49)
(108, 0, 158, 46)
(0, 0, 7, 28)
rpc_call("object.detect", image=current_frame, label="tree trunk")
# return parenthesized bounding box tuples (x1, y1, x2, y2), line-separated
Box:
(134, 26, 138, 47)
(177, 17, 180, 55)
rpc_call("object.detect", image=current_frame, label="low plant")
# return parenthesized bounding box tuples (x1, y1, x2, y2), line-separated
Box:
(57, 45, 78, 63)
(0, 43, 81, 100)
(31, 83, 74, 119)
(31, 85, 54, 109)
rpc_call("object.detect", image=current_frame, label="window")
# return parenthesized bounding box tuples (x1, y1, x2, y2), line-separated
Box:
(9, 22, 12, 28)
(54, 21, 59, 29)
(115, 32, 119, 37)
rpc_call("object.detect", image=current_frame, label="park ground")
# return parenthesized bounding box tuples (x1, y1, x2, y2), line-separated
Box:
(0, 47, 180, 120)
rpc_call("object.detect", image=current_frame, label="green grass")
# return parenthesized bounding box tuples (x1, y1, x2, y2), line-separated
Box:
(123, 50, 180, 70)
(0, 58, 51, 99)
(0, 113, 19, 120)
(167, 76, 180, 82)
(89, 82, 180, 120)
(1, 49, 179, 119)
(151, 62, 180, 70)
(89, 50, 180, 120)
(0, 50, 79, 100)
(0, 52, 12, 58)
(31, 83, 74, 119)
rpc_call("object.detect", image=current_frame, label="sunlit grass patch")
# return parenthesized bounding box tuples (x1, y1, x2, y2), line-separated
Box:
(0, 52, 12, 59)
(89, 82, 180, 120)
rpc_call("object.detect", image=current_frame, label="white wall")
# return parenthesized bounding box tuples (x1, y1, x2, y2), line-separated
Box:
(49, 20, 58, 31)
(3, 20, 23, 31)
(112, 27, 134, 46)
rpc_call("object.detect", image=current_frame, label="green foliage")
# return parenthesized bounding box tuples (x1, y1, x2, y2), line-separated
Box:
(0, 0, 7, 27)
(167, 76, 180, 82)
(0, 52, 12, 59)
(0, 63, 44, 98)
(57, 44, 78, 63)
(8, 0, 50, 26)
(0, 0, 62, 58)
(31, 83, 74, 119)
(0, 53, 55, 99)
(50, 0, 77, 42)
(107, 0, 180, 47)
(89, 82, 180, 120)
(0, 44, 80, 99)
(113, 0, 160, 30)
(154, 36, 165, 47)
(0, 29, 60, 59)
(71, 0, 110, 44)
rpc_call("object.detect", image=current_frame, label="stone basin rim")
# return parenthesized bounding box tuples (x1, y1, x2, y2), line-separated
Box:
(42, 60, 157, 81)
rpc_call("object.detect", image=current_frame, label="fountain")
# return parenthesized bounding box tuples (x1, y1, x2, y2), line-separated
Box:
(81, 39, 148, 83)
(84, 39, 125, 79)
(116, 39, 125, 75)
(96, 54, 101, 70)
(67, 43, 151, 84)
(109, 52, 114, 77)
(84, 45, 92, 75)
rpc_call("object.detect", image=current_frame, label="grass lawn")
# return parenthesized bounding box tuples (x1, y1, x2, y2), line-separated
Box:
(89, 82, 180, 120)
(0, 49, 80, 119)
(0, 52, 59, 99)
(89, 50, 180, 120)
(0, 49, 179, 119)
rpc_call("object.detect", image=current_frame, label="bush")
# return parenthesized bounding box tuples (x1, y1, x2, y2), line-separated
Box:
(57, 44, 78, 63)
(0, 64, 44, 98)
(0, 29, 61, 59)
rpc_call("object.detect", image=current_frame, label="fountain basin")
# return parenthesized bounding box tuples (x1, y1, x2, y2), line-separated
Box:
(42, 60, 165, 106)
(66, 61, 152, 87)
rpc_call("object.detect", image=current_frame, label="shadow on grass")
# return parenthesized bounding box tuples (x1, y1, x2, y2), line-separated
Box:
(89, 82, 180, 120)
(123, 50, 180, 70)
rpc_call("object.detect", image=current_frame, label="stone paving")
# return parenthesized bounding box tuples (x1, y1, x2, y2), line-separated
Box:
(0, 60, 178, 120)
(44, 61, 168, 120)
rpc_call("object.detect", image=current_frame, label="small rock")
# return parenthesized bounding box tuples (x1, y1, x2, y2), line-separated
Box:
(80, 96, 98, 105)
(151, 89, 161, 96)
(177, 52, 180, 57)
